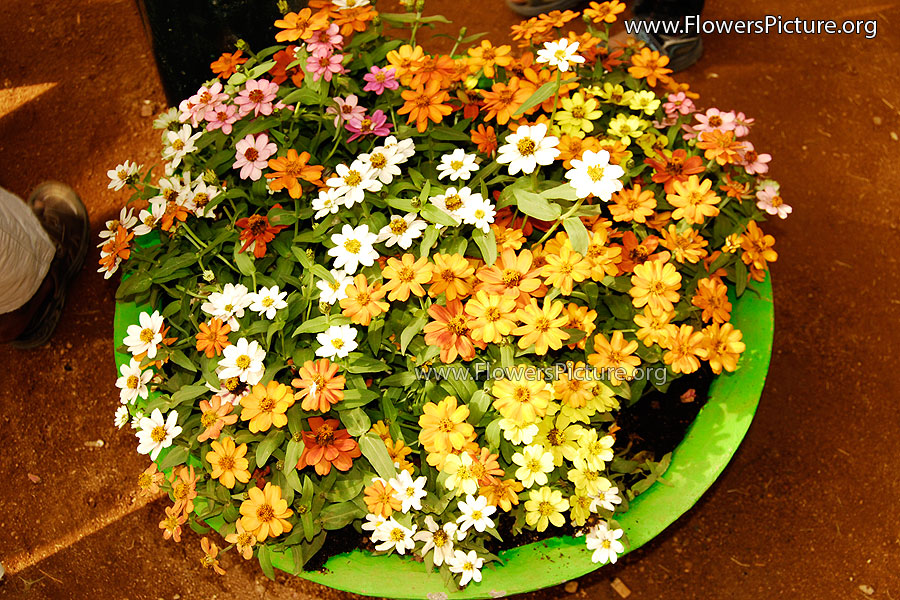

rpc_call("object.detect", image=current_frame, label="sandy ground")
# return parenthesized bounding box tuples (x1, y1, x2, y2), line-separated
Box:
(1, 0, 899, 598)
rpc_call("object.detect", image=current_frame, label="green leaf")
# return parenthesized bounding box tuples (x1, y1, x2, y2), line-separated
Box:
(292, 315, 350, 336)
(562, 217, 589, 255)
(169, 384, 209, 407)
(116, 271, 152, 299)
(256, 429, 285, 467)
(318, 501, 364, 530)
(346, 356, 389, 374)
(540, 183, 579, 202)
(169, 350, 198, 373)
(284, 439, 304, 472)
(380, 371, 417, 387)
(257, 545, 275, 580)
(467, 390, 492, 426)
(233, 249, 256, 276)
(513, 188, 562, 221)
(339, 408, 371, 437)
(400, 315, 428, 354)
(420, 203, 460, 227)
(338, 388, 380, 409)
(471, 227, 497, 266)
(358, 432, 397, 481)
(512, 79, 559, 117)
(157, 445, 189, 471)
(735, 260, 748, 296)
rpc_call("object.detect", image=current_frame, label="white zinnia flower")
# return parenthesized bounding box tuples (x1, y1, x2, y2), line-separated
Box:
(590, 486, 623, 512)
(326, 160, 382, 207)
(437, 149, 479, 181)
(200, 282, 252, 331)
(499, 418, 538, 445)
(585, 520, 625, 564)
(122, 310, 164, 359)
(162, 124, 201, 169)
(512, 444, 555, 488)
(99, 206, 138, 239)
(115, 358, 153, 404)
(132, 202, 165, 236)
(455, 494, 496, 534)
(448, 549, 484, 587)
(460, 194, 495, 233)
(413, 516, 459, 567)
(361, 512, 386, 533)
(135, 408, 183, 460)
(185, 178, 220, 218)
(316, 270, 354, 305)
(312, 187, 343, 219)
(316, 324, 358, 359)
(388, 470, 428, 513)
(536, 38, 585, 72)
(153, 107, 179, 130)
(564, 149, 625, 201)
(431, 186, 479, 223)
(130, 410, 144, 430)
(248, 285, 288, 320)
(382, 135, 416, 161)
(497, 123, 560, 175)
(107, 161, 142, 191)
(114, 405, 130, 429)
(373, 518, 417, 555)
(359, 145, 403, 185)
(377, 213, 427, 249)
(218, 338, 266, 385)
(327, 224, 379, 273)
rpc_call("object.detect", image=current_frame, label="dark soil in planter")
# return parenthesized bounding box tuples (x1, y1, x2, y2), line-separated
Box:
(306, 367, 713, 569)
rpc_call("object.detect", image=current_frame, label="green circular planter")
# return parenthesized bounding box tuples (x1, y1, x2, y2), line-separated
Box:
(114, 276, 773, 599)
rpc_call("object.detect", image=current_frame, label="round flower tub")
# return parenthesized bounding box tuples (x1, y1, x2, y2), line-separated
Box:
(114, 276, 773, 599)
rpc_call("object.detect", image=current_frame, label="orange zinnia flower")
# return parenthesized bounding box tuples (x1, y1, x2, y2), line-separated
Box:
(170, 465, 198, 516)
(584, 0, 625, 23)
(557, 135, 601, 169)
(628, 47, 673, 87)
(239, 482, 293, 541)
(423, 300, 477, 363)
(160, 201, 188, 232)
(340, 274, 388, 325)
(429, 253, 475, 301)
(195, 318, 231, 358)
(274, 8, 328, 42)
(160, 505, 187, 542)
(476, 248, 543, 307)
(564, 303, 597, 350)
(740, 221, 777, 281)
(236, 209, 288, 258)
(541, 246, 591, 296)
(210, 50, 247, 78)
(398, 81, 453, 133)
(364, 478, 401, 517)
(292, 358, 346, 413)
(645, 149, 705, 194)
(386, 44, 426, 86)
(467, 40, 513, 79)
(702, 322, 745, 374)
(588, 331, 641, 385)
(610, 184, 657, 223)
(480, 478, 524, 512)
(240, 381, 295, 433)
(206, 436, 251, 489)
(98, 225, 133, 273)
(661, 224, 709, 264)
(629, 258, 682, 313)
(479, 78, 531, 125)
(697, 130, 746, 166)
(200, 537, 226, 575)
(418, 396, 475, 454)
(270, 46, 305, 87)
(465, 290, 518, 344)
(331, 4, 377, 36)
(381, 253, 433, 302)
(692, 277, 732, 324)
(265, 150, 323, 198)
(471, 124, 498, 156)
(296, 417, 361, 476)
(664, 324, 707, 374)
(538, 9, 580, 29)
(197, 395, 238, 442)
(409, 54, 457, 89)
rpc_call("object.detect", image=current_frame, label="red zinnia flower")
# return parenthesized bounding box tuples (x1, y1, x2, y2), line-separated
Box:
(236, 205, 288, 258)
(644, 149, 705, 195)
(296, 417, 361, 476)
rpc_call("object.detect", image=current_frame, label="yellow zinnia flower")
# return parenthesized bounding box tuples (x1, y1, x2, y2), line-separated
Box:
(524, 486, 569, 532)
(464, 290, 518, 344)
(633, 305, 678, 348)
(667, 175, 721, 225)
(512, 298, 570, 355)
(381, 253, 433, 302)
(702, 322, 745, 374)
(588, 331, 641, 386)
(206, 436, 251, 489)
(418, 396, 475, 454)
(663, 324, 707, 374)
(240, 380, 294, 433)
(239, 482, 293, 542)
(629, 258, 682, 313)
(491, 377, 551, 425)
(555, 92, 603, 138)
(541, 246, 591, 296)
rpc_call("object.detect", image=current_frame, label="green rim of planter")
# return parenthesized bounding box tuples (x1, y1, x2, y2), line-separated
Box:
(114, 275, 773, 599)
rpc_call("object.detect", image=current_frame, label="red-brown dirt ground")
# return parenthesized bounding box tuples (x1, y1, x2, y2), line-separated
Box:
(1, 0, 899, 599)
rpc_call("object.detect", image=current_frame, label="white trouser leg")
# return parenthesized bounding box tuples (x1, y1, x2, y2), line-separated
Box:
(0, 186, 56, 314)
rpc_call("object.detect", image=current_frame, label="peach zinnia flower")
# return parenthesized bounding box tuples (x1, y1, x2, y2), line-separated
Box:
(170, 465, 198, 516)
(628, 47, 673, 87)
(239, 482, 293, 541)
(160, 504, 187, 542)
(398, 81, 453, 133)
(423, 300, 477, 363)
(629, 258, 682, 313)
(138, 463, 164, 497)
(381, 254, 433, 302)
(645, 149, 705, 194)
(588, 331, 641, 385)
(702, 323, 746, 374)
(476, 248, 543, 307)
(541, 246, 591, 296)
(667, 175, 721, 225)
(197, 395, 238, 442)
(206, 436, 251, 489)
(195, 318, 232, 358)
(697, 129, 746, 166)
(340, 274, 388, 325)
(225, 519, 257, 560)
(480, 478, 524, 512)
(292, 358, 346, 413)
(633, 306, 678, 348)
(467, 40, 513, 78)
(610, 184, 657, 223)
(200, 537, 226, 575)
(297, 417, 362, 476)
(692, 277, 732, 324)
(512, 298, 570, 356)
(429, 253, 475, 301)
(364, 478, 401, 517)
(664, 324, 707, 374)
(418, 396, 475, 454)
(240, 381, 295, 433)
(464, 290, 517, 344)
(265, 150, 324, 198)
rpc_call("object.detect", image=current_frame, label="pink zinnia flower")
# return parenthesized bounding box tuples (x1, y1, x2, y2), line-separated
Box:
(326, 94, 365, 127)
(693, 108, 736, 134)
(206, 103, 239, 135)
(732, 111, 755, 137)
(307, 52, 345, 82)
(363, 66, 399, 95)
(179, 81, 228, 127)
(345, 110, 392, 142)
(306, 23, 343, 56)
(756, 184, 791, 219)
(663, 92, 695, 117)
(739, 142, 772, 175)
(233, 133, 277, 181)
(234, 79, 279, 118)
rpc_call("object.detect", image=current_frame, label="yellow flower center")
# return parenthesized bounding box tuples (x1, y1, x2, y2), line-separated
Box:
(256, 503, 275, 522)
(235, 354, 251, 369)
(444, 194, 463, 211)
(258, 396, 276, 412)
(262, 296, 274, 307)
(345, 170, 363, 187)
(344, 239, 362, 254)
(389, 219, 409, 235)
(539, 501, 555, 516)
(547, 428, 563, 446)
(201, 411, 218, 428)
(150, 425, 168, 443)
(438, 417, 455, 432)
(370, 153, 387, 169)
(484, 307, 501, 322)
(451, 160, 464, 170)
(587, 165, 605, 182)
(398, 266, 416, 282)
(516, 137, 536, 156)
(433, 530, 448, 547)
(139, 328, 155, 343)
(501, 269, 521, 287)
(446, 315, 468, 336)
(390, 528, 406, 542)
(171, 139, 185, 151)
(218, 455, 235, 470)
(224, 376, 241, 391)
(127, 374, 140, 389)
(331, 338, 345, 349)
